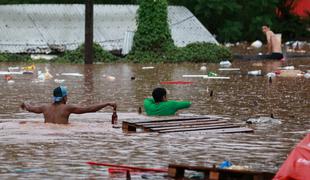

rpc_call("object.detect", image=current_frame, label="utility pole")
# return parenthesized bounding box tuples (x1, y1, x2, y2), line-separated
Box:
(85, 0, 93, 64)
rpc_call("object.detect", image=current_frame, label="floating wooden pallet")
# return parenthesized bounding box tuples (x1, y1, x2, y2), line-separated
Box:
(122, 117, 253, 134)
(168, 164, 275, 180)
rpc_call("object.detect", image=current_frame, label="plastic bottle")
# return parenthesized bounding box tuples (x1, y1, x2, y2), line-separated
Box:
(219, 60, 232, 68)
(266, 72, 276, 78)
(112, 110, 118, 125)
(248, 70, 262, 76)
(282, 66, 295, 70)
(200, 66, 207, 71)
(38, 71, 45, 81)
(208, 72, 218, 77)
(304, 73, 310, 79)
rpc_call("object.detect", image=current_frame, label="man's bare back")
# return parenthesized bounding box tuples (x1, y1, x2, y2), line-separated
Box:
(21, 86, 116, 124)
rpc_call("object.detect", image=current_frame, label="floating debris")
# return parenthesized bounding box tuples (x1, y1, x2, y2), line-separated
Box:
(219, 60, 232, 68)
(61, 73, 83, 77)
(30, 54, 57, 60)
(246, 116, 281, 124)
(218, 68, 240, 71)
(203, 76, 230, 80)
(142, 66, 154, 70)
(182, 75, 206, 78)
(200, 66, 207, 71)
(54, 79, 65, 83)
(251, 40, 263, 48)
(8, 66, 19, 71)
(248, 70, 262, 76)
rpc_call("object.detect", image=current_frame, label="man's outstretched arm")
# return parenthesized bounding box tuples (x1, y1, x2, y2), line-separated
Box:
(67, 103, 117, 114)
(21, 102, 45, 114)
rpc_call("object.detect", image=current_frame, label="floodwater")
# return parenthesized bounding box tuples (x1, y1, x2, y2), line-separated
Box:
(0, 59, 309, 179)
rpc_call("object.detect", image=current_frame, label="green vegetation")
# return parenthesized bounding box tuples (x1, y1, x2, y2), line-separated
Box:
(132, 0, 173, 52)
(54, 43, 118, 63)
(128, 43, 231, 63)
(128, 0, 230, 63)
(0, 53, 31, 62)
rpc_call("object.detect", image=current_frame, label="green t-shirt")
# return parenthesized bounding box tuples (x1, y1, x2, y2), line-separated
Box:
(144, 98, 191, 116)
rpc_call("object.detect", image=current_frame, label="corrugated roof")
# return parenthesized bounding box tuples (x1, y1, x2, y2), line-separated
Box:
(0, 4, 218, 53)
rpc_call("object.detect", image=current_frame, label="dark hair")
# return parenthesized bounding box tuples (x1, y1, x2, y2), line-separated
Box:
(262, 24, 270, 28)
(152, 88, 166, 103)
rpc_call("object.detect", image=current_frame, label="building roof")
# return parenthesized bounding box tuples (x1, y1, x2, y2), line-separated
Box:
(0, 4, 218, 53)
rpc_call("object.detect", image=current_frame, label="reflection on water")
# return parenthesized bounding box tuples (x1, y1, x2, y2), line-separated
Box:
(0, 59, 309, 179)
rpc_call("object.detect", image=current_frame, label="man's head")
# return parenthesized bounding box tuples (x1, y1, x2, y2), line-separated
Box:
(53, 86, 68, 103)
(262, 25, 270, 33)
(152, 87, 167, 103)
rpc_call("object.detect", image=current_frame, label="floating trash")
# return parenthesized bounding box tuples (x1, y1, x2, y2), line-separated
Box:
(218, 68, 240, 71)
(251, 40, 263, 48)
(61, 73, 83, 77)
(44, 68, 53, 80)
(219, 161, 233, 169)
(281, 66, 295, 70)
(207, 71, 217, 77)
(203, 76, 230, 80)
(246, 117, 282, 124)
(7, 80, 15, 84)
(4, 75, 13, 81)
(182, 75, 206, 78)
(266, 72, 276, 78)
(8, 66, 19, 71)
(31, 54, 57, 60)
(142, 66, 154, 70)
(219, 60, 232, 68)
(304, 73, 310, 79)
(200, 66, 207, 71)
(54, 79, 65, 83)
(0, 71, 23, 75)
(23, 71, 34, 75)
(22, 64, 35, 71)
(37, 71, 45, 81)
(106, 76, 116, 81)
(248, 70, 262, 76)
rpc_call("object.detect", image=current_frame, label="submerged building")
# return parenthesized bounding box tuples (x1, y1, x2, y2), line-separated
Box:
(0, 5, 218, 54)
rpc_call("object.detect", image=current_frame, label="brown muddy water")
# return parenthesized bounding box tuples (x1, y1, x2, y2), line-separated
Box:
(0, 59, 309, 179)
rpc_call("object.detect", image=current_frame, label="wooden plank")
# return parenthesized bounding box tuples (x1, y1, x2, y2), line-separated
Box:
(156, 124, 240, 133)
(133, 117, 213, 125)
(149, 122, 235, 131)
(142, 119, 227, 128)
(122, 122, 137, 133)
(158, 127, 253, 133)
(168, 166, 185, 178)
(168, 164, 275, 179)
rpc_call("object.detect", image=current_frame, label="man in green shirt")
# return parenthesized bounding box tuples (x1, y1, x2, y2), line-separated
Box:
(144, 88, 191, 116)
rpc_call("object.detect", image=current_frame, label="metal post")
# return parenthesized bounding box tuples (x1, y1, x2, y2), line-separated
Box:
(85, 0, 93, 64)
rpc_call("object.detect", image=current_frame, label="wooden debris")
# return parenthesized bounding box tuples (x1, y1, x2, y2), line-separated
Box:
(122, 116, 253, 134)
(168, 164, 275, 180)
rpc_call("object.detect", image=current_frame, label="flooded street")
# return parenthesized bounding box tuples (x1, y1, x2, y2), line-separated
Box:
(0, 59, 309, 179)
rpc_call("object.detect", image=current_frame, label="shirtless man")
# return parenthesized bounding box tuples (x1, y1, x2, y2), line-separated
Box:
(262, 25, 283, 60)
(21, 86, 117, 124)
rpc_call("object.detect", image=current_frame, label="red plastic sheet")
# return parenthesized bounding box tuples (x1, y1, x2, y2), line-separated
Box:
(274, 133, 310, 180)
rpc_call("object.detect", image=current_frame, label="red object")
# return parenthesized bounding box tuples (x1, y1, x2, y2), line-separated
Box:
(108, 168, 148, 174)
(4, 75, 13, 81)
(275, 70, 282, 75)
(273, 133, 310, 180)
(87, 162, 168, 173)
(160, 81, 193, 85)
(292, 0, 310, 17)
